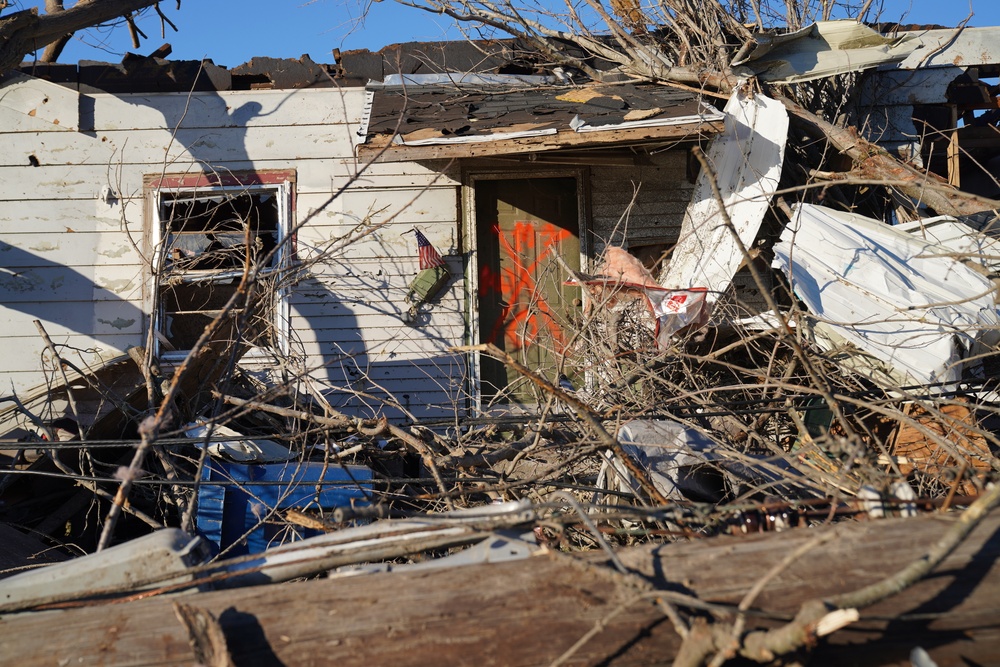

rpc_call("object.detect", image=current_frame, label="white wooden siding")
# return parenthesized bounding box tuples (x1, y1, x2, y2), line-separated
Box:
(0, 80, 465, 421)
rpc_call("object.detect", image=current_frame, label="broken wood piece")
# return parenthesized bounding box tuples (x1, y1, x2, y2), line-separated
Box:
(173, 602, 236, 667)
(284, 509, 338, 532)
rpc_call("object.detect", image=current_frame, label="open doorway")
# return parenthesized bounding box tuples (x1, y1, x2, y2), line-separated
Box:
(471, 175, 583, 404)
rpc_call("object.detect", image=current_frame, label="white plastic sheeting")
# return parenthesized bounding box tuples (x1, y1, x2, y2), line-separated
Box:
(773, 204, 1000, 387)
(184, 420, 296, 463)
(660, 88, 787, 301)
(602, 419, 804, 503)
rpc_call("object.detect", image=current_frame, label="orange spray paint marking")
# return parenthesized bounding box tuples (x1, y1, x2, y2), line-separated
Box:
(484, 221, 572, 353)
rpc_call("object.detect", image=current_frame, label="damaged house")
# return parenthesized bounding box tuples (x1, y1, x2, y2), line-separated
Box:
(0, 43, 730, 431)
(5, 14, 1000, 665)
(3, 24, 1000, 434)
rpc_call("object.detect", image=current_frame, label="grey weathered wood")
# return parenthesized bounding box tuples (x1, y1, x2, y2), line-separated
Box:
(358, 120, 724, 162)
(1, 511, 998, 666)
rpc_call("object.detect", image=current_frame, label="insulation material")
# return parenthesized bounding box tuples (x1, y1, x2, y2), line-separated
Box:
(602, 419, 803, 503)
(773, 204, 1000, 388)
(660, 87, 788, 301)
(577, 247, 708, 347)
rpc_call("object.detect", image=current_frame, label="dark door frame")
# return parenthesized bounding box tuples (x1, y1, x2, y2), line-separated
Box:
(462, 167, 590, 411)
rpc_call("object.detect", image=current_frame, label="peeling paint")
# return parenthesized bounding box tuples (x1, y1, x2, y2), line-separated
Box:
(99, 245, 131, 259)
(191, 135, 219, 149)
(29, 242, 59, 252)
(98, 278, 135, 294)
(50, 276, 64, 290)
(97, 317, 137, 330)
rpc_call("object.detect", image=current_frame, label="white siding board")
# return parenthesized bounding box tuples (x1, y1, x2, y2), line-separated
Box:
(0, 339, 133, 375)
(0, 199, 142, 234)
(337, 188, 459, 228)
(88, 88, 367, 132)
(3, 126, 358, 167)
(290, 332, 460, 359)
(0, 265, 143, 302)
(0, 162, 454, 201)
(290, 289, 463, 314)
(0, 73, 79, 131)
(0, 103, 77, 134)
(0, 232, 144, 267)
(296, 241, 459, 265)
(0, 300, 144, 337)
(316, 361, 467, 385)
(291, 323, 465, 349)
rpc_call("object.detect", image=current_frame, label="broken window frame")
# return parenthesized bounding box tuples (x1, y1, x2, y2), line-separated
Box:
(147, 172, 295, 363)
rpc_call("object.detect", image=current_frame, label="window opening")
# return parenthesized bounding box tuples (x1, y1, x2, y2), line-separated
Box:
(153, 184, 291, 360)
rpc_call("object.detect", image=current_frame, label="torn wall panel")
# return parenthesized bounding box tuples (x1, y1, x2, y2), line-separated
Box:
(772, 204, 1000, 388)
(0, 71, 80, 131)
(893, 26, 1000, 70)
(659, 88, 788, 301)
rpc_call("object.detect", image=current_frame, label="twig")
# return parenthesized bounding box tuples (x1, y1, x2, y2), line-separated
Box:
(96, 415, 157, 551)
(456, 343, 671, 506)
(33, 320, 81, 433)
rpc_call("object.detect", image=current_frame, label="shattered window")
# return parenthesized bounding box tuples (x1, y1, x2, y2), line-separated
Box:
(152, 184, 291, 359)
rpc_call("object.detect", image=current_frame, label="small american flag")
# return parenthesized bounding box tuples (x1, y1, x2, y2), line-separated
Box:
(414, 229, 446, 270)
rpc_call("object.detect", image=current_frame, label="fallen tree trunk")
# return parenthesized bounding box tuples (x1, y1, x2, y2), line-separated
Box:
(2, 511, 999, 666)
(780, 96, 1000, 218)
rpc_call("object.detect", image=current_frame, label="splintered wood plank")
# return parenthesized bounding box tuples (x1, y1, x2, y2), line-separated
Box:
(1, 511, 999, 666)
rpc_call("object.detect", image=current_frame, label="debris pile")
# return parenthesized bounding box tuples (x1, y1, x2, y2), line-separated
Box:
(2, 17, 1000, 666)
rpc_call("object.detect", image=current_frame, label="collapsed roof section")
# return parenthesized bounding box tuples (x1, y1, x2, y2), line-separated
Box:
(734, 22, 1000, 84)
(356, 73, 724, 162)
(12, 38, 570, 93)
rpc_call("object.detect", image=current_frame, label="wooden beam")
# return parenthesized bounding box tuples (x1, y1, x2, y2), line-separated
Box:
(948, 105, 961, 188)
(2, 510, 999, 665)
(357, 120, 724, 163)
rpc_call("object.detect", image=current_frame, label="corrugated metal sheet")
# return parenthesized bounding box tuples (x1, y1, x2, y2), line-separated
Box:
(772, 204, 1000, 389)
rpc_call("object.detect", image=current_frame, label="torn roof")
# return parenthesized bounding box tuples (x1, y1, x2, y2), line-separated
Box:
(732, 21, 919, 83)
(13, 39, 568, 93)
(357, 74, 723, 162)
(733, 21, 1000, 84)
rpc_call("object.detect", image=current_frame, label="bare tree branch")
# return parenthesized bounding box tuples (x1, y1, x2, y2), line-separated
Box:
(0, 0, 165, 72)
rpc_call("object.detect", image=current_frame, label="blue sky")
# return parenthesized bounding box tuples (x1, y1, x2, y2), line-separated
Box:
(50, 0, 1000, 69)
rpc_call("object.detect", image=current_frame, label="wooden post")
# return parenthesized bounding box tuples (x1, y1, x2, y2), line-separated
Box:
(948, 105, 961, 188)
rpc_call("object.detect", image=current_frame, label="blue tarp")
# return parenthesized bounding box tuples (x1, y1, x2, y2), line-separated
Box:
(196, 459, 373, 555)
